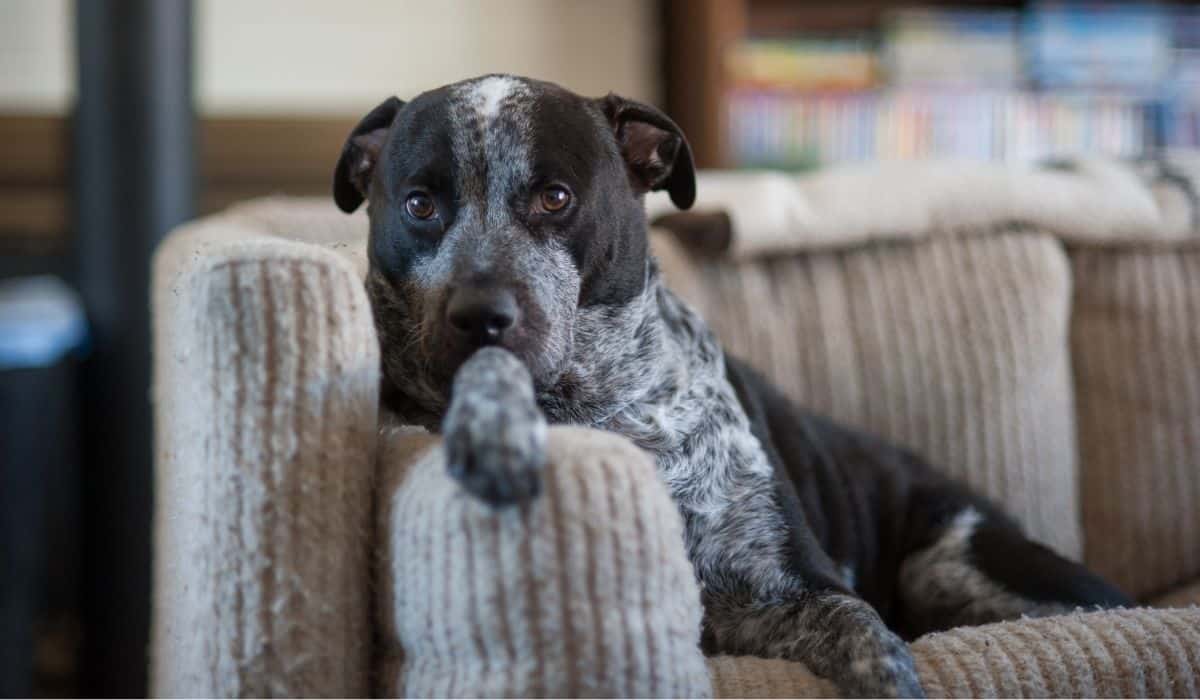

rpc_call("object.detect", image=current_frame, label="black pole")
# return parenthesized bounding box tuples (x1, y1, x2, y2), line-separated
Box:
(73, 1, 194, 695)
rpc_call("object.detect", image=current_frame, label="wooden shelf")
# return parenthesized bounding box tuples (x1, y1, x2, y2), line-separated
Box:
(662, 0, 1196, 169)
(0, 114, 356, 254)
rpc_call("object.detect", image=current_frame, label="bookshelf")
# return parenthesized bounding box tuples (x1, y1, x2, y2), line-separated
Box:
(663, 0, 1200, 170)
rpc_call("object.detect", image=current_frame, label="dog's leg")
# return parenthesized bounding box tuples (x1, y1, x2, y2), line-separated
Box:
(707, 587, 923, 697)
(896, 493, 1133, 638)
(442, 346, 546, 506)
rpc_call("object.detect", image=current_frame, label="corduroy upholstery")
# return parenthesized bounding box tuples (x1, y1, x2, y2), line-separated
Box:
(151, 218, 378, 696)
(708, 608, 1200, 698)
(1071, 246, 1200, 599)
(669, 232, 1081, 557)
(152, 154, 1200, 698)
(376, 426, 710, 698)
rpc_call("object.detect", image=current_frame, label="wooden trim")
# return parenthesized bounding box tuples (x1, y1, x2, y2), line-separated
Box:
(0, 116, 69, 187)
(200, 116, 355, 186)
(664, 0, 746, 169)
(0, 114, 359, 251)
(0, 189, 67, 238)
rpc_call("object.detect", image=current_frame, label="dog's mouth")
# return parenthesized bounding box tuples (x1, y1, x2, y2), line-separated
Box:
(422, 328, 565, 395)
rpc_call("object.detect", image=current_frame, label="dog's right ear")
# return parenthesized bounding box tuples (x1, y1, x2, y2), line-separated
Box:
(333, 96, 405, 213)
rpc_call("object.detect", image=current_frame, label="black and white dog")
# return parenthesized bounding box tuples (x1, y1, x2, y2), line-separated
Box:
(334, 75, 1130, 697)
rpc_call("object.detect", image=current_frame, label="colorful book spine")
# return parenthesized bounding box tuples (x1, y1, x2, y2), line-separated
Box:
(727, 37, 879, 92)
(726, 90, 1163, 169)
(1023, 2, 1172, 91)
(883, 9, 1020, 88)
(721, 4, 1200, 169)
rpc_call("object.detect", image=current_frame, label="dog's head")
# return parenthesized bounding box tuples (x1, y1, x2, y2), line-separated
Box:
(334, 75, 694, 406)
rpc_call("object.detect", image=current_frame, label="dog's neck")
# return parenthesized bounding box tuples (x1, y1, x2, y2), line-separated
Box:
(545, 259, 771, 521)
(539, 260, 726, 432)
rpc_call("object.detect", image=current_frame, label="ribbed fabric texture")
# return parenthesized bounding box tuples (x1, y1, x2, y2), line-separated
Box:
(708, 607, 1200, 698)
(1072, 246, 1200, 599)
(662, 233, 1081, 557)
(914, 607, 1200, 698)
(377, 426, 712, 699)
(151, 219, 379, 697)
(707, 656, 838, 698)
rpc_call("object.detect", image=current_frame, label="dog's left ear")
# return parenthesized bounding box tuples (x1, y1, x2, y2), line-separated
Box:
(333, 96, 405, 213)
(599, 94, 696, 210)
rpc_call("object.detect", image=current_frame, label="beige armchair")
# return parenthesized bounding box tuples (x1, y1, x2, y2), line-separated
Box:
(152, 155, 1200, 697)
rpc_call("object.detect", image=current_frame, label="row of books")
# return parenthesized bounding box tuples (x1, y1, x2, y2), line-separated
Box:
(728, 4, 1197, 92)
(726, 90, 1200, 169)
(724, 3, 1200, 167)
(884, 9, 1020, 89)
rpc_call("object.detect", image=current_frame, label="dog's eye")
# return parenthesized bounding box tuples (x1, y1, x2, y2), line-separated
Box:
(405, 192, 436, 220)
(539, 186, 571, 213)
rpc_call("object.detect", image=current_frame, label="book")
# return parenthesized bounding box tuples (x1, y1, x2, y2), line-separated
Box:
(1024, 2, 1172, 91)
(726, 37, 879, 92)
(883, 9, 1020, 88)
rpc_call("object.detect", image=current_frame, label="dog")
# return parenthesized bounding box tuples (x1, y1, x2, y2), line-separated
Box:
(334, 74, 1132, 697)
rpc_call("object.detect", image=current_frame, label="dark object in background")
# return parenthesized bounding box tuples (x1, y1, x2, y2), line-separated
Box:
(0, 277, 87, 698)
(73, 1, 195, 696)
(652, 210, 734, 256)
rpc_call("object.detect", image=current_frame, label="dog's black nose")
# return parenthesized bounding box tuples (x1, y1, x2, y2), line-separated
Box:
(446, 287, 519, 344)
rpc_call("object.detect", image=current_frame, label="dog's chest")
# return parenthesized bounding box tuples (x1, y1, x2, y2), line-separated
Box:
(584, 336, 799, 593)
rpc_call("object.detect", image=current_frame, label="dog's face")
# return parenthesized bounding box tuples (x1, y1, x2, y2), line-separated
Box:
(334, 75, 694, 406)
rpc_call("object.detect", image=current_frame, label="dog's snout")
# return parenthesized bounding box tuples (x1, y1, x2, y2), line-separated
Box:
(446, 286, 519, 344)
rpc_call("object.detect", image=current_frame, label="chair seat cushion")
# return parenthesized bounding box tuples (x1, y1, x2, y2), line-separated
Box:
(707, 607, 1200, 698)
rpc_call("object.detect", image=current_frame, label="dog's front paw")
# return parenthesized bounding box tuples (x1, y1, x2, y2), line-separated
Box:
(838, 626, 924, 698)
(442, 347, 547, 507)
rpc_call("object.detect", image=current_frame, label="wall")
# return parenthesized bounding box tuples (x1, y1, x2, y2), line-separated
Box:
(0, 0, 73, 113)
(0, 0, 661, 114)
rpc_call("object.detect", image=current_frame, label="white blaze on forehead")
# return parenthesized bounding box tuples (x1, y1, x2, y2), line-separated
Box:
(468, 75, 521, 121)
(449, 75, 535, 203)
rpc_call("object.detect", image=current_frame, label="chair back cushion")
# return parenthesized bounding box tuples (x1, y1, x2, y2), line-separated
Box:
(654, 231, 1082, 558)
(1071, 245, 1200, 598)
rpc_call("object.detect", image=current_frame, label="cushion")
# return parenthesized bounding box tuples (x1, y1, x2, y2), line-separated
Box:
(376, 426, 711, 698)
(645, 157, 1193, 259)
(151, 214, 379, 696)
(1072, 245, 1200, 598)
(670, 232, 1082, 558)
(708, 607, 1200, 698)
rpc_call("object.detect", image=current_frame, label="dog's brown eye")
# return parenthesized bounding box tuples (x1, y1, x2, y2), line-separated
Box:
(539, 186, 571, 213)
(405, 192, 436, 220)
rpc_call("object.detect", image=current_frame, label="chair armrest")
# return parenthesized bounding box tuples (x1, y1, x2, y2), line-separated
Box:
(708, 606, 1200, 698)
(150, 216, 379, 697)
(377, 425, 713, 698)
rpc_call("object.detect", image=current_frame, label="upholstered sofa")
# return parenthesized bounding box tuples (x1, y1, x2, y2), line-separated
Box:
(151, 156, 1200, 697)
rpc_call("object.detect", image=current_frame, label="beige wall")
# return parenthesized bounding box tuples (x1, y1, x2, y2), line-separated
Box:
(0, 0, 74, 113)
(0, 0, 660, 114)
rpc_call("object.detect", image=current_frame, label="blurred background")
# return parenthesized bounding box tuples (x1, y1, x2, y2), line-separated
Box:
(0, 0, 1196, 696)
